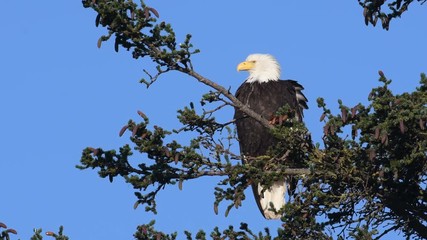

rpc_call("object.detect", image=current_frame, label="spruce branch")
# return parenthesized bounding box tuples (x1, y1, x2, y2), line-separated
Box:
(81, 1, 427, 238)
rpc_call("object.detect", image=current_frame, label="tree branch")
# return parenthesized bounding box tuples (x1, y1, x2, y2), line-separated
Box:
(385, 201, 427, 239)
(180, 67, 273, 130)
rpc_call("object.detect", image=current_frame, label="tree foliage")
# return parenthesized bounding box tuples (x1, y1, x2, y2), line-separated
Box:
(0, 223, 68, 240)
(77, 0, 427, 239)
(0, 222, 17, 240)
(282, 73, 427, 239)
(359, 0, 426, 30)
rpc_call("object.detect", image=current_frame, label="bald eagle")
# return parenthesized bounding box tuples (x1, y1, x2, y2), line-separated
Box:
(234, 54, 308, 219)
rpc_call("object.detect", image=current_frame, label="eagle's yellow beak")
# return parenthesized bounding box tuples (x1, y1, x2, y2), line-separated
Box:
(237, 61, 255, 71)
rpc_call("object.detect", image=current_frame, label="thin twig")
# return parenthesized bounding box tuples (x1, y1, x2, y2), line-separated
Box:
(188, 168, 311, 178)
(374, 225, 399, 240)
(202, 102, 229, 116)
(141, 68, 170, 88)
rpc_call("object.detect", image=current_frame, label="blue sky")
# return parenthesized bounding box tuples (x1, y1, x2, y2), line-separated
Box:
(1, 1, 426, 239)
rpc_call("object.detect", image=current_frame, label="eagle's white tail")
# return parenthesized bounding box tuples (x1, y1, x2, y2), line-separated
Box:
(257, 180, 287, 219)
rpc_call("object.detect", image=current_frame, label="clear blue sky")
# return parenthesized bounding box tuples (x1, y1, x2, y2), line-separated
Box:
(1, 1, 426, 239)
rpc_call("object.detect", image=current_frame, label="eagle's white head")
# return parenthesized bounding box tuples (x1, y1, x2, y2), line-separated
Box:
(237, 54, 281, 83)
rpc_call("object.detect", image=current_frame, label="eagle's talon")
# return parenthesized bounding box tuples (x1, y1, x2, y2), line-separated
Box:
(269, 116, 278, 125)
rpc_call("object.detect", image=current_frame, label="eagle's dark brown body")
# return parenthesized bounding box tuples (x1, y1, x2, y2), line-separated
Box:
(234, 80, 307, 157)
(234, 79, 307, 219)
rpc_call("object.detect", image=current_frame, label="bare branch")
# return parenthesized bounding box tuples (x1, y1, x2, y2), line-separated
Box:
(180, 67, 273, 130)
(140, 68, 171, 88)
(202, 103, 229, 116)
